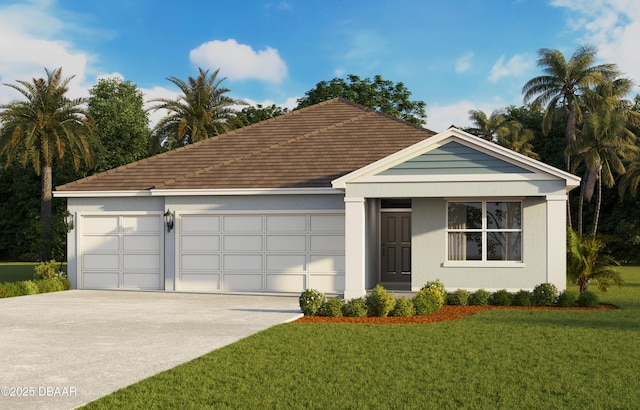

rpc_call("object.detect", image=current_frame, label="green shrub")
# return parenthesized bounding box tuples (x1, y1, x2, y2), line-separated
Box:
(321, 297, 344, 317)
(418, 279, 447, 305)
(57, 276, 72, 290)
(469, 289, 490, 306)
(576, 291, 599, 308)
(556, 290, 578, 307)
(299, 289, 325, 316)
(391, 297, 415, 317)
(412, 292, 441, 315)
(16, 280, 39, 295)
(490, 289, 512, 306)
(366, 284, 395, 317)
(0, 282, 20, 298)
(532, 283, 558, 306)
(342, 297, 367, 317)
(34, 260, 63, 280)
(512, 290, 532, 307)
(447, 289, 470, 306)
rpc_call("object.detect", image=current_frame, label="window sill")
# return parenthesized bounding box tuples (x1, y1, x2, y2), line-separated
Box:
(442, 261, 526, 268)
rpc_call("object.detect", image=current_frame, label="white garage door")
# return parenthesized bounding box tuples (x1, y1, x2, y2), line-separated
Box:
(178, 212, 345, 293)
(79, 213, 163, 290)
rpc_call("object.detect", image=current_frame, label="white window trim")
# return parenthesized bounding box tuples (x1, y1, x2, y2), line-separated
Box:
(444, 199, 525, 266)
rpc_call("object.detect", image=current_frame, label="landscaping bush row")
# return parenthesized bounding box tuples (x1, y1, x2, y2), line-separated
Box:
(300, 281, 447, 318)
(445, 283, 599, 308)
(0, 276, 72, 298)
(0, 260, 71, 299)
(299, 281, 600, 317)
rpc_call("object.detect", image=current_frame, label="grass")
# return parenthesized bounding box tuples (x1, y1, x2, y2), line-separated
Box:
(84, 268, 640, 409)
(0, 262, 39, 282)
(0, 262, 67, 283)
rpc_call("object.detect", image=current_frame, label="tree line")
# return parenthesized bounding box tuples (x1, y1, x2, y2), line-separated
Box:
(1, 45, 639, 276)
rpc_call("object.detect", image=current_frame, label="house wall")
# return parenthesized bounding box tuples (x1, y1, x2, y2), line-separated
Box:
(411, 197, 558, 292)
(66, 194, 346, 291)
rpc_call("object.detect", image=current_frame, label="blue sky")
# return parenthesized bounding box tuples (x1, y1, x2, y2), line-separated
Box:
(0, 0, 638, 132)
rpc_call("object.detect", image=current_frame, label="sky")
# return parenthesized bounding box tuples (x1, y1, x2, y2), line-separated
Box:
(0, 0, 639, 133)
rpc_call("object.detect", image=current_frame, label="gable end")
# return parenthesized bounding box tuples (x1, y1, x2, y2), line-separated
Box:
(377, 141, 533, 175)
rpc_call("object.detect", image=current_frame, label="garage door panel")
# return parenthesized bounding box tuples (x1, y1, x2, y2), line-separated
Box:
(181, 273, 220, 291)
(223, 274, 263, 291)
(181, 235, 220, 251)
(223, 235, 262, 251)
(267, 274, 305, 292)
(266, 215, 306, 232)
(310, 215, 345, 232)
(124, 235, 159, 251)
(123, 273, 161, 289)
(309, 255, 345, 272)
(84, 254, 119, 270)
(122, 215, 161, 233)
(84, 235, 119, 252)
(267, 235, 306, 251)
(181, 254, 220, 270)
(223, 215, 262, 232)
(310, 235, 345, 251)
(123, 254, 160, 270)
(223, 254, 263, 270)
(83, 216, 119, 234)
(83, 272, 119, 289)
(309, 274, 345, 292)
(80, 214, 163, 290)
(181, 215, 220, 233)
(266, 255, 306, 272)
(178, 212, 345, 293)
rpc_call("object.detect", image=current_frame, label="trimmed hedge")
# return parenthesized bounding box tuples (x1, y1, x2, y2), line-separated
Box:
(0, 276, 71, 299)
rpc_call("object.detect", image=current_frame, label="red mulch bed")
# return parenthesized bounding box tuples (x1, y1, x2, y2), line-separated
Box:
(294, 304, 617, 325)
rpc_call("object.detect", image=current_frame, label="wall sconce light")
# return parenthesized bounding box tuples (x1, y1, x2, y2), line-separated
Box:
(63, 210, 74, 232)
(164, 209, 175, 232)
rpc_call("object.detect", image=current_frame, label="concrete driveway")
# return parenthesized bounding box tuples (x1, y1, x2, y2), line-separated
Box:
(0, 290, 302, 410)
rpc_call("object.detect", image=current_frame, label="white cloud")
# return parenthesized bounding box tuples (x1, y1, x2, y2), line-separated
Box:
(241, 97, 299, 111)
(455, 52, 474, 73)
(488, 54, 532, 83)
(426, 100, 507, 133)
(0, 1, 92, 103)
(189, 39, 288, 84)
(550, 0, 640, 85)
(140, 86, 181, 129)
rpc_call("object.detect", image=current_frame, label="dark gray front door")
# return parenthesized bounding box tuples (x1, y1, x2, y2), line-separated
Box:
(381, 212, 411, 283)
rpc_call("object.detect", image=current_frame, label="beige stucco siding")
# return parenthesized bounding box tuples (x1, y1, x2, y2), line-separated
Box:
(411, 197, 551, 291)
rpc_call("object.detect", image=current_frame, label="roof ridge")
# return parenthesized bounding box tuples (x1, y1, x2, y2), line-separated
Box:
(155, 108, 378, 188)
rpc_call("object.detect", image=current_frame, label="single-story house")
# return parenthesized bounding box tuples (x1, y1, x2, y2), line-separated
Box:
(55, 98, 580, 299)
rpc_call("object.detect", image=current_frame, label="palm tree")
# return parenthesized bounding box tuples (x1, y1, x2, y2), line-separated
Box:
(0, 68, 95, 261)
(467, 109, 508, 142)
(149, 68, 241, 149)
(497, 121, 540, 159)
(567, 78, 640, 236)
(522, 45, 618, 158)
(567, 229, 623, 293)
(618, 161, 640, 200)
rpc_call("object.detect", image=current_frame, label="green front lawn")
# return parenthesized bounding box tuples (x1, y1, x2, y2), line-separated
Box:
(0, 262, 67, 283)
(84, 268, 640, 409)
(0, 262, 39, 282)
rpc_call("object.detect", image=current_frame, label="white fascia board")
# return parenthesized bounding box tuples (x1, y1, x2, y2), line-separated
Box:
(53, 190, 152, 198)
(332, 127, 581, 189)
(149, 188, 344, 196)
(353, 173, 560, 184)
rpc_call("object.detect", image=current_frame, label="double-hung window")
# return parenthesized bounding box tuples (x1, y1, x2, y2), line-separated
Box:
(447, 201, 522, 262)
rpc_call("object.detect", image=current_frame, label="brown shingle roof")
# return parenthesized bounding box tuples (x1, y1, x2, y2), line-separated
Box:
(56, 98, 436, 192)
